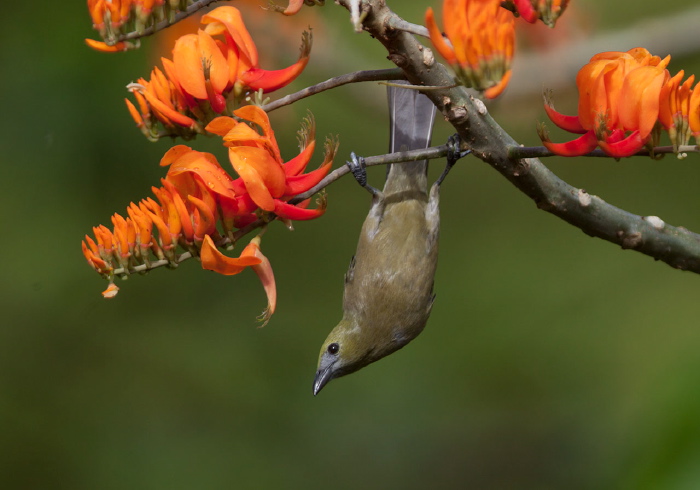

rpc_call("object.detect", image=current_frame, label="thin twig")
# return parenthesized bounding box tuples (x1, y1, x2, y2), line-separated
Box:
(261, 68, 405, 112)
(290, 143, 454, 203)
(508, 145, 700, 160)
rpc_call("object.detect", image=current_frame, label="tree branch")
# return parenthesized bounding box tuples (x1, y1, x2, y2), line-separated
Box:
(261, 68, 405, 112)
(336, 0, 700, 273)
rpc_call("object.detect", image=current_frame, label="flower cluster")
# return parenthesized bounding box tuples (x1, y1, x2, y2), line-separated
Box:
(426, 0, 515, 99)
(125, 6, 312, 141)
(540, 48, 700, 158)
(83, 105, 336, 322)
(87, 0, 199, 51)
(506, 0, 569, 27)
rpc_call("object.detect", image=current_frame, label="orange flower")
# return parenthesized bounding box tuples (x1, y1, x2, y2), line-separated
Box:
(203, 105, 336, 221)
(540, 48, 670, 157)
(508, 0, 569, 27)
(125, 6, 312, 140)
(425, 0, 515, 99)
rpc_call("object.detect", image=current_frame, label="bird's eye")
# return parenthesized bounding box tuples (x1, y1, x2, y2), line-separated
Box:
(327, 343, 340, 355)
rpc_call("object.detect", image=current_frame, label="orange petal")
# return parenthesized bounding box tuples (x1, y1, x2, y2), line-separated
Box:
(283, 140, 316, 176)
(173, 34, 207, 99)
(425, 7, 456, 64)
(197, 29, 229, 95)
(205, 116, 238, 136)
(200, 234, 262, 275)
(201, 6, 259, 67)
(102, 283, 120, 298)
(242, 237, 276, 326)
(160, 145, 193, 166)
(618, 65, 665, 139)
(230, 146, 287, 199)
(85, 39, 129, 52)
(228, 149, 275, 211)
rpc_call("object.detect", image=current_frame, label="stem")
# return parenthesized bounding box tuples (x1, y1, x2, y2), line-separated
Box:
(262, 68, 405, 112)
(508, 145, 700, 159)
(289, 143, 454, 203)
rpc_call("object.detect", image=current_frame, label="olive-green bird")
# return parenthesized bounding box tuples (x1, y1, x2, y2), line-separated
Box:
(313, 83, 453, 395)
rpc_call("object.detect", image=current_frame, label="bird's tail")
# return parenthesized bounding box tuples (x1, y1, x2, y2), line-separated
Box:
(385, 81, 437, 194)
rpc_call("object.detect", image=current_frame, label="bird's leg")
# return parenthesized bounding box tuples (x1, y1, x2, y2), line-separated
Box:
(435, 134, 471, 187)
(347, 152, 385, 236)
(426, 135, 471, 244)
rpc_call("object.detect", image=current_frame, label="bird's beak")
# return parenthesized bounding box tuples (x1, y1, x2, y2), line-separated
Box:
(313, 359, 336, 396)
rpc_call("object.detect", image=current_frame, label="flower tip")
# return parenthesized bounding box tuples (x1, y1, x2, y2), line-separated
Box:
(102, 283, 120, 298)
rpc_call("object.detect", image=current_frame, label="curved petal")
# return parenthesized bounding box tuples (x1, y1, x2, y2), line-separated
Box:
(543, 101, 586, 134)
(425, 7, 456, 64)
(200, 235, 261, 275)
(598, 130, 647, 158)
(273, 199, 326, 220)
(283, 141, 316, 176)
(541, 130, 599, 157)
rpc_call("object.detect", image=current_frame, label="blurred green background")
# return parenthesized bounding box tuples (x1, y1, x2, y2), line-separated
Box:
(2, 0, 699, 488)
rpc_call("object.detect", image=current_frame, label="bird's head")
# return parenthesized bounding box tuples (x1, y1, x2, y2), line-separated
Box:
(313, 316, 408, 395)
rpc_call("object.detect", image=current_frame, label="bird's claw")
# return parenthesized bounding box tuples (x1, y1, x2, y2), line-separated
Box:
(447, 134, 471, 164)
(436, 134, 471, 187)
(347, 152, 368, 188)
(347, 152, 381, 197)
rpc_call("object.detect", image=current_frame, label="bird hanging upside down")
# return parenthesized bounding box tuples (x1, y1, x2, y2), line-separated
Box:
(313, 83, 463, 395)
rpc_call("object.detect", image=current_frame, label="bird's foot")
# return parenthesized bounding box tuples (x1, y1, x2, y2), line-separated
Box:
(347, 152, 381, 197)
(435, 134, 471, 187)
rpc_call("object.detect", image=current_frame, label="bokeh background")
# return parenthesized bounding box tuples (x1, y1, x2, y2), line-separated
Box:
(2, 0, 699, 488)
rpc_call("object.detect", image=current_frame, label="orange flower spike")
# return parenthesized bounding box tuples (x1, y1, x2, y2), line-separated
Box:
(426, 0, 514, 98)
(200, 234, 262, 276)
